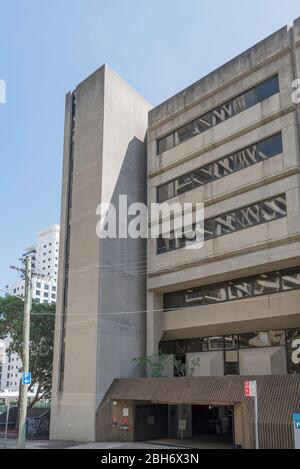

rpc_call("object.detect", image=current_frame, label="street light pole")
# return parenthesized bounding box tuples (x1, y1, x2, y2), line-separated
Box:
(17, 256, 32, 449)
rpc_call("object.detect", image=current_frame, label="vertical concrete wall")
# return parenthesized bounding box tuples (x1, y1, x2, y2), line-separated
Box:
(50, 65, 151, 442)
(96, 67, 152, 408)
(239, 347, 287, 375)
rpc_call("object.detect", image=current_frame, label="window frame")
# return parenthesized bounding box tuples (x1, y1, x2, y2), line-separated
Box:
(156, 132, 282, 203)
(156, 75, 280, 155)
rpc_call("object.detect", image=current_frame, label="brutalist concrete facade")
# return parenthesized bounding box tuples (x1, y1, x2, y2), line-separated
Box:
(50, 65, 152, 441)
(51, 18, 300, 446)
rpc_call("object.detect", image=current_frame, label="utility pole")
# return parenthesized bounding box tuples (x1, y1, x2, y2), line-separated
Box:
(11, 256, 32, 449)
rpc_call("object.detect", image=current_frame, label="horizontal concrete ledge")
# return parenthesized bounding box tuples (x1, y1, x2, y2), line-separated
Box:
(148, 234, 300, 281)
(148, 25, 292, 129)
(149, 105, 295, 177)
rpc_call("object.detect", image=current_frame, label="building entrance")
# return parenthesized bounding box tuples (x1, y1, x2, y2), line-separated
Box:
(192, 405, 234, 444)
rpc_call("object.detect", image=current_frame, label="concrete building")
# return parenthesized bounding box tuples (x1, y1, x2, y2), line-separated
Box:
(52, 20, 300, 448)
(0, 337, 22, 392)
(50, 65, 152, 441)
(7, 224, 60, 306)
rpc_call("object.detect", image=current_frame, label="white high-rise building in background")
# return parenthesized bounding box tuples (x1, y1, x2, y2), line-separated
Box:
(0, 225, 60, 392)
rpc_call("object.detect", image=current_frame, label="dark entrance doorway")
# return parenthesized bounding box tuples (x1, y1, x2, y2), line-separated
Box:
(134, 405, 168, 441)
(192, 405, 233, 444)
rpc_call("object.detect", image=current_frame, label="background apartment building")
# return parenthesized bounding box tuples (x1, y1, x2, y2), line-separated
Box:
(52, 20, 300, 448)
(7, 224, 60, 306)
(0, 337, 21, 392)
(0, 225, 60, 392)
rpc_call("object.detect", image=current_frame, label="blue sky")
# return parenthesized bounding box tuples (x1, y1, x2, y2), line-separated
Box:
(1, 0, 300, 286)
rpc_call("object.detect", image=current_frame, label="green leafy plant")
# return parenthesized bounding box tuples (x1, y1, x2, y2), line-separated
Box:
(0, 295, 55, 408)
(133, 354, 201, 377)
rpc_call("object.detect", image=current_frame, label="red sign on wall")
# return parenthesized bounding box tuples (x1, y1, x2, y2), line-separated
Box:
(244, 381, 251, 397)
(244, 380, 256, 397)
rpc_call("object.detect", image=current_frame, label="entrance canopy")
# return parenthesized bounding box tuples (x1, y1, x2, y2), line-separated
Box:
(97, 375, 300, 448)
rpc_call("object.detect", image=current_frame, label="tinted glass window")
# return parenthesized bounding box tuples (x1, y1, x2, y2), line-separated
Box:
(176, 174, 194, 195)
(186, 338, 204, 353)
(281, 268, 300, 291)
(159, 342, 174, 355)
(256, 75, 279, 102)
(214, 154, 236, 178)
(157, 182, 175, 203)
(253, 272, 281, 295)
(215, 212, 236, 236)
(234, 145, 258, 170)
(164, 291, 184, 310)
(286, 328, 300, 374)
(157, 235, 177, 254)
(286, 328, 300, 345)
(156, 76, 279, 154)
(194, 113, 212, 133)
(228, 279, 252, 300)
(204, 219, 216, 240)
(185, 289, 203, 306)
(175, 341, 187, 354)
(261, 195, 286, 222)
(208, 336, 224, 350)
(158, 134, 174, 154)
(211, 101, 233, 126)
(224, 335, 239, 350)
(193, 165, 213, 186)
(257, 133, 282, 160)
(175, 123, 194, 144)
(203, 285, 227, 304)
(234, 88, 256, 113)
(236, 203, 261, 230)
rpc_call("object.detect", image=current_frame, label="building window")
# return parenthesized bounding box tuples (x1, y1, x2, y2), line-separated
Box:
(36, 290, 41, 296)
(157, 75, 279, 154)
(281, 268, 300, 291)
(159, 327, 299, 376)
(228, 279, 252, 300)
(157, 133, 282, 203)
(286, 328, 300, 374)
(253, 272, 281, 296)
(44, 292, 49, 298)
(236, 203, 261, 230)
(157, 194, 287, 254)
(239, 331, 285, 348)
(44, 285, 49, 290)
(164, 266, 300, 311)
(203, 285, 227, 304)
(52, 286, 57, 292)
(261, 195, 287, 222)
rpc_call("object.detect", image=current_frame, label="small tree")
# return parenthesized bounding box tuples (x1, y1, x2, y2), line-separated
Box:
(174, 356, 201, 377)
(133, 354, 200, 377)
(0, 295, 55, 408)
(132, 353, 168, 377)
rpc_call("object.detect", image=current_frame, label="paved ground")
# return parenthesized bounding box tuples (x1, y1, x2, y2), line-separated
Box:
(0, 439, 182, 450)
(147, 437, 231, 450)
(0, 436, 231, 450)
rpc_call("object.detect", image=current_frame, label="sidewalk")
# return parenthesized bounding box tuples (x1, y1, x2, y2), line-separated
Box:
(0, 438, 181, 450)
